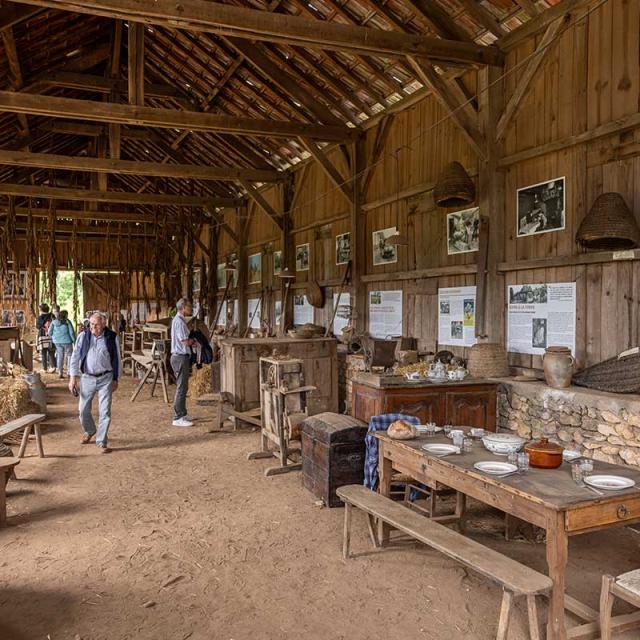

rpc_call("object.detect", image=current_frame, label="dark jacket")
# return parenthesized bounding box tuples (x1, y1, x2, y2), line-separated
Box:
(36, 312, 52, 335)
(77, 327, 120, 380)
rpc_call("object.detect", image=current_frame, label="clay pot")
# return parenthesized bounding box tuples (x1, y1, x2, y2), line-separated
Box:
(525, 437, 564, 469)
(543, 346, 574, 389)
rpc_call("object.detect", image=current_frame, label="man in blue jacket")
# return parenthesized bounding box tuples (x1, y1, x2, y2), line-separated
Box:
(68, 312, 121, 453)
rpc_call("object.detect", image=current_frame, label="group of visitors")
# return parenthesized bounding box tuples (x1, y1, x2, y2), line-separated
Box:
(36, 303, 76, 378)
(36, 297, 200, 456)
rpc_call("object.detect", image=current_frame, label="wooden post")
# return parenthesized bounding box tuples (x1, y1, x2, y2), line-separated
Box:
(351, 136, 366, 333)
(237, 204, 248, 333)
(281, 176, 295, 333)
(477, 66, 505, 343)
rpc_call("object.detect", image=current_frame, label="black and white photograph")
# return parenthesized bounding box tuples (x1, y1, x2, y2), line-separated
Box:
(296, 243, 310, 271)
(372, 227, 398, 266)
(1, 310, 10, 325)
(451, 321, 463, 340)
(532, 318, 547, 349)
(335, 232, 351, 265)
(15, 310, 25, 326)
(516, 177, 565, 237)
(447, 207, 479, 254)
(273, 250, 282, 275)
(509, 284, 548, 304)
(440, 301, 450, 314)
(191, 268, 201, 294)
(2, 271, 26, 298)
(217, 263, 226, 288)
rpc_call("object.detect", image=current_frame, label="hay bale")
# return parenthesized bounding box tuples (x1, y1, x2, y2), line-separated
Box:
(190, 364, 212, 398)
(0, 378, 41, 443)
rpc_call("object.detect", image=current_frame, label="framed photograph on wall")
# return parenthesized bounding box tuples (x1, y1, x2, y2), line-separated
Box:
(248, 253, 262, 284)
(217, 263, 226, 288)
(516, 177, 565, 237)
(191, 268, 201, 294)
(447, 207, 479, 254)
(335, 232, 351, 265)
(273, 250, 282, 275)
(372, 227, 398, 266)
(296, 243, 310, 271)
(2, 272, 26, 298)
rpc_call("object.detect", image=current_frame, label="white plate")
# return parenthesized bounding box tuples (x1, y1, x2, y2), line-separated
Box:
(422, 444, 459, 456)
(474, 461, 518, 475)
(584, 475, 636, 491)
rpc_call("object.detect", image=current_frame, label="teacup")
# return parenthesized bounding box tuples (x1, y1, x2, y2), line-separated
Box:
(447, 370, 457, 380)
(470, 428, 485, 438)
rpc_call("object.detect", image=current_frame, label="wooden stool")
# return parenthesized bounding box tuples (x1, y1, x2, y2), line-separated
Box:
(600, 570, 640, 639)
(0, 457, 20, 527)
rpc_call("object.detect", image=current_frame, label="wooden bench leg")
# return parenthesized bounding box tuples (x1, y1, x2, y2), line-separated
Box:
(342, 502, 352, 560)
(526, 595, 541, 640)
(366, 513, 380, 549)
(17, 424, 32, 458)
(0, 472, 6, 528)
(496, 590, 513, 640)
(34, 423, 45, 458)
(599, 575, 616, 640)
(455, 491, 467, 533)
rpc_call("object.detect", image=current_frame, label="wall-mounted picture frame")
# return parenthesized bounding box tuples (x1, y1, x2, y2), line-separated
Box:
(217, 263, 226, 289)
(248, 253, 262, 284)
(335, 232, 351, 265)
(2, 271, 26, 298)
(296, 243, 310, 271)
(191, 267, 201, 294)
(273, 250, 282, 275)
(516, 177, 565, 237)
(447, 207, 479, 254)
(372, 227, 398, 266)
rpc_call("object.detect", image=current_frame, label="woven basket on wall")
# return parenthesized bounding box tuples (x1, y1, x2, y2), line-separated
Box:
(306, 280, 325, 308)
(576, 192, 640, 251)
(467, 343, 509, 378)
(433, 162, 476, 208)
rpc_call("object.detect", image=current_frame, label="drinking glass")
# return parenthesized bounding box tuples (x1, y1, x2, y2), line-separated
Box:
(580, 459, 594, 477)
(463, 437, 473, 453)
(452, 432, 464, 452)
(507, 451, 518, 466)
(425, 424, 436, 437)
(517, 452, 530, 472)
(443, 424, 452, 437)
(572, 463, 584, 484)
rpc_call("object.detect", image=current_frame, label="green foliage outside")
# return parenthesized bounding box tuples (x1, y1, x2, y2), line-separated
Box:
(39, 271, 84, 327)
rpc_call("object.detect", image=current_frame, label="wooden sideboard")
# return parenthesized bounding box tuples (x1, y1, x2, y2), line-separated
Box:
(351, 374, 497, 431)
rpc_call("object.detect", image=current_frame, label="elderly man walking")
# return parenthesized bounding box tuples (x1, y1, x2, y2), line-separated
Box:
(171, 298, 195, 427)
(69, 312, 121, 453)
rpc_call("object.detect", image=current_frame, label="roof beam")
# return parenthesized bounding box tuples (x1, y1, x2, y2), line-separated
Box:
(0, 182, 236, 207)
(0, 205, 202, 222)
(299, 138, 353, 205)
(407, 57, 486, 159)
(127, 21, 145, 106)
(0, 149, 283, 182)
(0, 4, 41, 30)
(7, 0, 503, 66)
(239, 180, 284, 230)
(205, 205, 239, 245)
(0, 90, 356, 141)
(495, 17, 566, 140)
(1, 27, 29, 134)
(39, 120, 149, 139)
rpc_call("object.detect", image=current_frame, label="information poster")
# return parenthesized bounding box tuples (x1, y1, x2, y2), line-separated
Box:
(438, 286, 477, 347)
(369, 290, 403, 338)
(293, 294, 314, 326)
(332, 292, 351, 337)
(216, 300, 239, 327)
(507, 282, 576, 355)
(274, 300, 282, 328)
(247, 298, 262, 329)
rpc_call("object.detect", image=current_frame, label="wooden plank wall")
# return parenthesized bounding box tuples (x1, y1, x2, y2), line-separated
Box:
(215, 0, 640, 372)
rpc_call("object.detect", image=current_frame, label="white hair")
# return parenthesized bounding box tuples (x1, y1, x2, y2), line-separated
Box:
(176, 298, 192, 311)
(89, 311, 107, 323)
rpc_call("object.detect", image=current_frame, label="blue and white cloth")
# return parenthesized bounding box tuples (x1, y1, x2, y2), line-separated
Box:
(364, 413, 421, 490)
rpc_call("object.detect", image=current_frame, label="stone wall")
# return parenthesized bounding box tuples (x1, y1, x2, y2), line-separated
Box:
(497, 380, 640, 467)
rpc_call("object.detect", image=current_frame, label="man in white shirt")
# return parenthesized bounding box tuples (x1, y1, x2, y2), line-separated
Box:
(68, 312, 121, 453)
(171, 298, 195, 427)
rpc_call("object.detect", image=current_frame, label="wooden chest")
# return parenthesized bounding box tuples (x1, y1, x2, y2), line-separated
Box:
(301, 412, 368, 508)
(351, 374, 497, 431)
(220, 337, 338, 426)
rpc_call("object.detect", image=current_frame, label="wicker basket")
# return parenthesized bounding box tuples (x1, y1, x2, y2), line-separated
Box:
(467, 343, 509, 378)
(306, 281, 325, 308)
(433, 162, 476, 208)
(573, 352, 640, 393)
(576, 192, 640, 251)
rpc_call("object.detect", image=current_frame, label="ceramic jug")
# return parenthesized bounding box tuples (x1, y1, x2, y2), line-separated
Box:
(543, 346, 574, 389)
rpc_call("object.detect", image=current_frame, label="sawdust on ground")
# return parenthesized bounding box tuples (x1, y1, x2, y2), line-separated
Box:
(1, 377, 639, 640)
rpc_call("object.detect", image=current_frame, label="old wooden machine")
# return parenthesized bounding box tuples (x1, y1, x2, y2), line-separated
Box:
(248, 356, 315, 477)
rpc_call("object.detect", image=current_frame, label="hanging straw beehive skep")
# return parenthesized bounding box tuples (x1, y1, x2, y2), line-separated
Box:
(433, 162, 476, 208)
(576, 192, 640, 251)
(467, 343, 510, 378)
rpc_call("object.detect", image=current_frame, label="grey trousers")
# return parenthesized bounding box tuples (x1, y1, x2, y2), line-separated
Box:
(171, 354, 191, 419)
(79, 372, 114, 446)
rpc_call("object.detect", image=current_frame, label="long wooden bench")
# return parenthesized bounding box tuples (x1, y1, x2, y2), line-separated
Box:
(337, 484, 552, 640)
(0, 414, 47, 458)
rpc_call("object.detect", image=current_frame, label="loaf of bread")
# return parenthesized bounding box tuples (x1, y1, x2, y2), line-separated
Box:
(387, 420, 416, 440)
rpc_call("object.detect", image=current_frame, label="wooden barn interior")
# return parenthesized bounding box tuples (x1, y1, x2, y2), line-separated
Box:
(1, 0, 640, 638)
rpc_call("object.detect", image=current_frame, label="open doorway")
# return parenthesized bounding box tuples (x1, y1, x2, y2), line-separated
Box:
(39, 271, 84, 330)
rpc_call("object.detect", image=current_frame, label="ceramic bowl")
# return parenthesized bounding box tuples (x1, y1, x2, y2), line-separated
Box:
(481, 433, 526, 456)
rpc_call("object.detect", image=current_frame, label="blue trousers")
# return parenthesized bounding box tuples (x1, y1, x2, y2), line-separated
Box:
(79, 372, 114, 446)
(54, 343, 73, 375)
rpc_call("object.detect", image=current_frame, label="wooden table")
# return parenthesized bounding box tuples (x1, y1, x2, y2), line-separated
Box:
(375, 432, 640, 640)
(0, 457, 20, 527)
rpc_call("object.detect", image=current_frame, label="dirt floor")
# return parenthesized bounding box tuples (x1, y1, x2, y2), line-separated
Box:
(1, 375, 640, 640)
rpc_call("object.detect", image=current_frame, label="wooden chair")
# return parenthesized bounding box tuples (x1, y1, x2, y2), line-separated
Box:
(600, 570, 640, 639)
